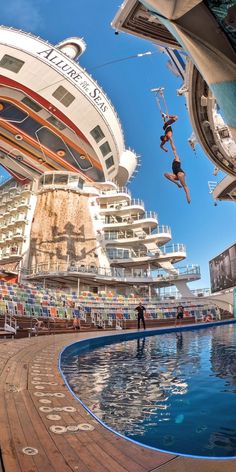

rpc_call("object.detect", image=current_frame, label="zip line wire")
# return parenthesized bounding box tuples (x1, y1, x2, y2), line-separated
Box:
(90, 51, 157, 70)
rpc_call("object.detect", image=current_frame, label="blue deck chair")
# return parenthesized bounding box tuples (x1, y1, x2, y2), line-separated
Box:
(42, 306, 49, 317)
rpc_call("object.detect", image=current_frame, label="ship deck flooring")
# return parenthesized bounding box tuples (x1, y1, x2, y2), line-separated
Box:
(0, 327, 235, 472)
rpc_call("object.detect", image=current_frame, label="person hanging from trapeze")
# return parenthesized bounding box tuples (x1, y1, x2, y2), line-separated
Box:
(164, 150, 191, 204)
(150, 87, 178, 153)
(151, 87, 191, 203)
(160, 113, 178, 153)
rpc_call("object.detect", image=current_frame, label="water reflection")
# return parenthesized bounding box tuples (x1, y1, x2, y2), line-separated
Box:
(136, 337, 145, 359)
(61, 324, 236, 457)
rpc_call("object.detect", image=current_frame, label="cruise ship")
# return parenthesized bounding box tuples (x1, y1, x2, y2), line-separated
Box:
(0, 25, 200, 298)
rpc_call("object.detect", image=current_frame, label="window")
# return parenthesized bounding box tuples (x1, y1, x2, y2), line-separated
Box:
(105, 156, 114, 169)
(22, 97, 42, 112)
(47, 116, 66, 130)
(0, 54, 24, 73)
(52, 86, 75, 107)
(90, 125, 105, 143)
(44, 174, 53, 185)
(100, 141, 111, 157)
(78, 177, 84, 189)
(0, 101, 28, 122)
(54, 174, 69, 185)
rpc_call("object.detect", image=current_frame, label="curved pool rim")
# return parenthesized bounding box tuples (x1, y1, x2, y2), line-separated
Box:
(59, 319, 236, 461)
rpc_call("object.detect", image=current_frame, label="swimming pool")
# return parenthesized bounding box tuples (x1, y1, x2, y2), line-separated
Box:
(60, 322, 236, 458)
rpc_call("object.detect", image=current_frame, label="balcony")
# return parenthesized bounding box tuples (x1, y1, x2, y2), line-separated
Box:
(12, 190, 21, 200)
(102, 211, 158, 229)
(155, 265, 201, 283)
(107, 246, 161, 266)
(1, 246, 21, 260)
(26, 261, 201, 285)
(14, 215, 28, 225)
(20, 185, 31, 195)
(1, 251, 11, 260)
(0, 222, 8, 231)
(97, 187, 131, 203)
(9, 205, 17, 213)
(104, 228, 159, 245)
(12, 231, 24, 240)
(4, 207, 11, 216)
(158, 244, 187, 262)
(1, 188, 9, 196)
(17, 200, 30, 209)
(99, 198, 144, 214)
(5, 234, 13, 242)
(106, 242, 187, 266)
(8, 218, 16, 227)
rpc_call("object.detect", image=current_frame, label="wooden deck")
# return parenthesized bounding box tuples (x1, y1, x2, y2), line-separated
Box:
(0, 328, 235, 472)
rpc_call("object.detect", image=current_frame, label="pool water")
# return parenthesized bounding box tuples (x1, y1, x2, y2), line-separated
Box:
(61, 324, 236, 458)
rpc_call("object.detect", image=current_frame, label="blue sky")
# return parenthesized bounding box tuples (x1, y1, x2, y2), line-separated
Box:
(1, 0, 236, 289)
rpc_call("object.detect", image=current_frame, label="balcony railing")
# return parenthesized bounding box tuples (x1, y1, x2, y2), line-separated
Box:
(156, 265, 200, 278)
(130, 198, 144, 207)
(107, 243, 185, 261)
(156, 225, 171, 235)
(26, 261, 200, 281)
(107, 248, 157, 260)
(104, 229, 156, 240)
(100, 198, 144, 212)
(99, 187, 131, 197)
(0, 246, 21, 258)
(103, 211, 158, 225)
(161, 243, 186, 254)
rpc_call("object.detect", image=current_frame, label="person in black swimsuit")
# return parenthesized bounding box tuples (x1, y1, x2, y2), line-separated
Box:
(164, 152, 191, 203)
(160, 114, 178, 153)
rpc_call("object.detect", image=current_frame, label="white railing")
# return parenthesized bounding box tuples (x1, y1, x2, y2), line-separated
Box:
(103, 211, 158, 225)
(130, 198, 144, 207)
(100, 199, 144, 212)
(156, 225, 171, 235)
(4, 313, 17, 335)
(104, 228, 157, 240)
(161, 243, 186, 254)
(107, 247, 157, 259)
(99, 187, 131, 197)
(27, 262, 201, 281)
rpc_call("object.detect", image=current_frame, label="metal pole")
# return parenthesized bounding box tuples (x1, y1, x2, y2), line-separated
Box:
(77, 278, 80, 297)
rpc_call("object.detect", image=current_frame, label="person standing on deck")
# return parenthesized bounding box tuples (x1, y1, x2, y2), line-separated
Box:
(175, 305, 184, 327)
(135, 302, 146, 330)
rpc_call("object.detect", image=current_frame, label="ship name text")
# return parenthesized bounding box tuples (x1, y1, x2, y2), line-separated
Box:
(37, 48, 108, 113)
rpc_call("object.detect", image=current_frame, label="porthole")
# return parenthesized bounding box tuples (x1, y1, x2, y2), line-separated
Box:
(57, 150, 66, 157)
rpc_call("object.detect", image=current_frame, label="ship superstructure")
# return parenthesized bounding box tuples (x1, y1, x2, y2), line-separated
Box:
(0, 26, 200, 296)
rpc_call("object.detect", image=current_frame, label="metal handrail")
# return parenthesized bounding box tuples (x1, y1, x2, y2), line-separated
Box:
(161, 243, 186, 254)
(26, 262, 201, 280)
(99, 187, 131, 197)
(103, 211, 158, 225)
